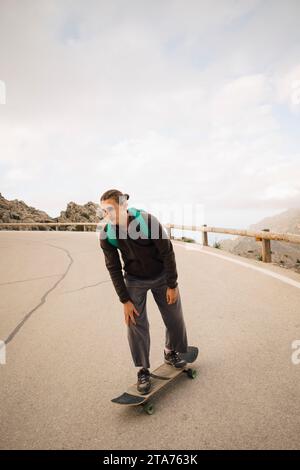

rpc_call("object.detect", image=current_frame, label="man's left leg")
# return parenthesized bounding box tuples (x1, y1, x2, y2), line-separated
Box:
(151, 279, 188, 355)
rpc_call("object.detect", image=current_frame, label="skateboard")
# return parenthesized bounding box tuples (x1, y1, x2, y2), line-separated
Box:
(111, 346, 199, 414)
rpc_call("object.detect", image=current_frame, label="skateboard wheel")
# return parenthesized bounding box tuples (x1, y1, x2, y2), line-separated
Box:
(187, 368, 197, 379)
(143, 402, 155, 415)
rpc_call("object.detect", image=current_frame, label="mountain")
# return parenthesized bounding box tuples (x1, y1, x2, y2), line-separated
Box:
(0, 193, 100, 231)
(219, 208, 300, 274)
(0, 192, 54, 230)
(56, 201, 100, 230)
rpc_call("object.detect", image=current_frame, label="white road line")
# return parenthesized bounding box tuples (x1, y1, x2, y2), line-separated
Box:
(173, 242, 300, 290)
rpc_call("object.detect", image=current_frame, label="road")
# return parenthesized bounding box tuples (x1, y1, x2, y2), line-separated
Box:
(0, 230, 300, 450)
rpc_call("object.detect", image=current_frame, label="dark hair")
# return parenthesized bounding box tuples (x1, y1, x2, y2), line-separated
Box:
(100, 189, 129, 205)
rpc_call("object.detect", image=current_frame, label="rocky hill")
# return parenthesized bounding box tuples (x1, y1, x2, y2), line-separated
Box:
(0, 192, 54, 230)
(56, 201, 100, 230)
(219, 208, 300, 274)
(0, 193, 100, 231)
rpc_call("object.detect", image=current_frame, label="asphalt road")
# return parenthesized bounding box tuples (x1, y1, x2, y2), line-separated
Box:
(0, 230, 300, 450)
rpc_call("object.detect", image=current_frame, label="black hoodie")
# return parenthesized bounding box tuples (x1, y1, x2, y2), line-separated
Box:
(99, 209, 178, 303)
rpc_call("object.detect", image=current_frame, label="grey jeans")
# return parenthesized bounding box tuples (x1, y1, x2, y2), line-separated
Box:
(124, 270, 188, 369)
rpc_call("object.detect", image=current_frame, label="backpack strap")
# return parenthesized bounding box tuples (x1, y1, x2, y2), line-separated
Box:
(129, 207, 149, 239)
(106, 207, 149, 248)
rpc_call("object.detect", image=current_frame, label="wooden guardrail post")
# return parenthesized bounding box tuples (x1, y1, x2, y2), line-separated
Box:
(202, 224, 208, 246)
(262, 228, 271, 263)
(166, 224, 172, 239)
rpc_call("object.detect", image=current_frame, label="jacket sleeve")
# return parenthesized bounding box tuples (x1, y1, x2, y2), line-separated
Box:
(146, 212, 178, 289)
(99, 231, 131, 304)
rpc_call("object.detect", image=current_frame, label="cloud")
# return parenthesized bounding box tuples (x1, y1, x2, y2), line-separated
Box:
(0, 0, 300, 224)
(275, 64, 300, 113)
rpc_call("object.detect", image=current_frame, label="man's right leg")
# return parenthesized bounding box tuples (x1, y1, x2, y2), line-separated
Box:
(124, 276, 150, 370)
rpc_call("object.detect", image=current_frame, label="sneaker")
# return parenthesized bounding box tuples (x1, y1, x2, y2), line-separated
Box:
(137, 368, 152, 394)
(164, 349, 187, 368)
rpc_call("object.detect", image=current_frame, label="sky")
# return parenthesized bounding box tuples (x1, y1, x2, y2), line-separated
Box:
(0, 0, 300, 232)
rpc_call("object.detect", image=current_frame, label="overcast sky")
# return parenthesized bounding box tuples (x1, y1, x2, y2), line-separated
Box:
(0, 0, 300, 229)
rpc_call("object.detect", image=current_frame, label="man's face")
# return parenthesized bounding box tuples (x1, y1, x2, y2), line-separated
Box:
(100, 197, 127, 226)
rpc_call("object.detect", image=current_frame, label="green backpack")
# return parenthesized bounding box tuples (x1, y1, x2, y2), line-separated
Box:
(105, 207, 149, 249)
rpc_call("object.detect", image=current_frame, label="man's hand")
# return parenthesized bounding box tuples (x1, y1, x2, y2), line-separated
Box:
(166, 286, 179, 304)
(123, 300, 140, 326)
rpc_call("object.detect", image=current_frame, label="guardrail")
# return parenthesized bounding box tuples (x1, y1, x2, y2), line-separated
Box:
(165, 223, 300, 263)
(1, 222, 300, 263)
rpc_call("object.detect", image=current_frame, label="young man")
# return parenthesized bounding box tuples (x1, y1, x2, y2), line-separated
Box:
(99, 189, 189, 394)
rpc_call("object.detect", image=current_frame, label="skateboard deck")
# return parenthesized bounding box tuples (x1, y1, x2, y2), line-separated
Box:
(111, 346, 199, 414)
